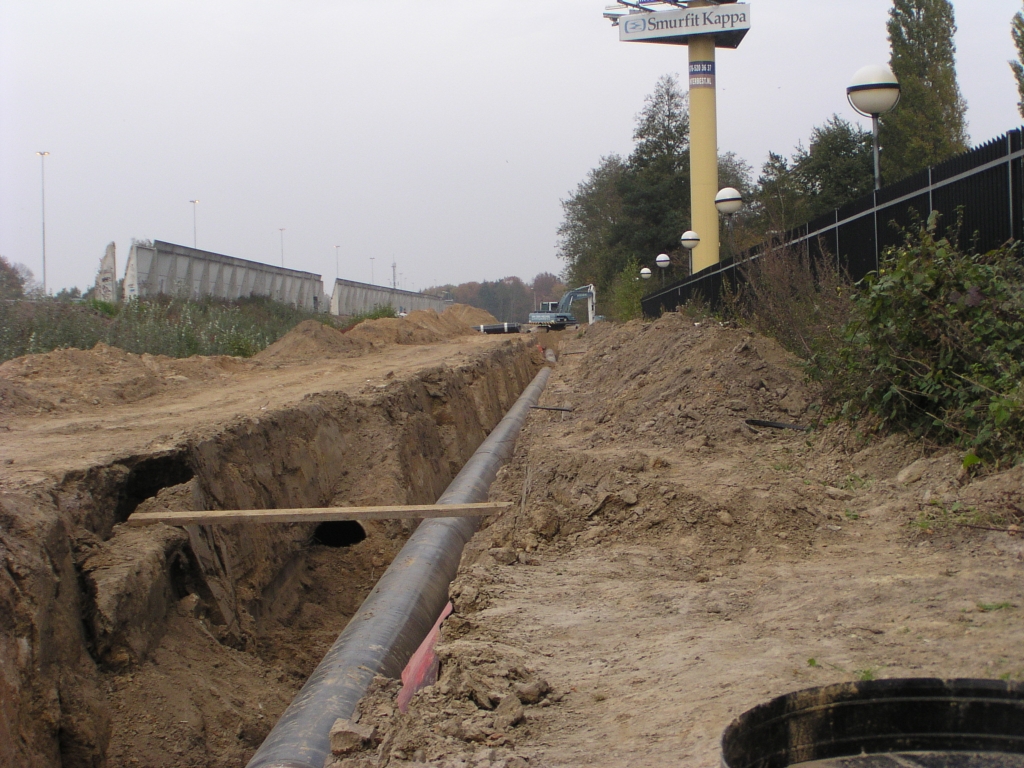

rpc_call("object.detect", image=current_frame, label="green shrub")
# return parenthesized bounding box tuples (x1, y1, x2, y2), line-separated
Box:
(0, 300, 110, 361)
(609, 257, 645, 321)
(811, 215, 1024, 465)
(344, 304, 398, 327)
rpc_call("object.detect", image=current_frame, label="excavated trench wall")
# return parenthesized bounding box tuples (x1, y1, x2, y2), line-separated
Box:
(0, 339, 540, 768)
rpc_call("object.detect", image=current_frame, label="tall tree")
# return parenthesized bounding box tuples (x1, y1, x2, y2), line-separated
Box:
(557, 154, 630, 291)
(754, 152, 811, 234)
(1011, 5, 1024, 118)
(557, 74, 757, 291)
(615, 74, 691, 260)
(0, 256, 25, 299)
(793, 116, 874, 218)
(879, 0, 969, 183)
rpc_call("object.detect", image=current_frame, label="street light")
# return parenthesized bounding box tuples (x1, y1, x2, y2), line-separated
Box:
(715, 187, 744, 260)
(640, 267, 652, 280)
(279, 228, 286, 266)
(847, 64, 901, 190)
(681, 230, 700, 277)
(189, 200, 199, 249)
(335, 245, 340, 281)
(369, 257, 375, 284)
(655, 253, 670, 286)
(35, 151, 49, 294)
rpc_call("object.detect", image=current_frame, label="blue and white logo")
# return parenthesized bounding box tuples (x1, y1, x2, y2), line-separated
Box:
(623, 17, 647, 34)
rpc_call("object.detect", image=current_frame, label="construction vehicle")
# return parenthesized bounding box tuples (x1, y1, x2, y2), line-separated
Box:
(527, 284, 596, 331)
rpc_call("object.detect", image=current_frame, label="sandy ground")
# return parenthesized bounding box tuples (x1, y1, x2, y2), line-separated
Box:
(333, 313, 1024, 768)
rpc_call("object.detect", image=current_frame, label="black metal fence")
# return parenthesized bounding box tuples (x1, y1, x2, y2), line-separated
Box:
(641, 127, 1024, 317)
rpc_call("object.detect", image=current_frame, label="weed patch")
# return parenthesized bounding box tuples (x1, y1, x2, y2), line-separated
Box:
(0, 295, 349, 363)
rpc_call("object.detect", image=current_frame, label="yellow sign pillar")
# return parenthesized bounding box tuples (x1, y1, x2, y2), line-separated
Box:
(613, 1, 751, 273)
(687, 33, 719, 273)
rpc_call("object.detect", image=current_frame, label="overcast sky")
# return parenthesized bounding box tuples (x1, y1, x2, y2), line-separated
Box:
(1, 0, 1021, 295)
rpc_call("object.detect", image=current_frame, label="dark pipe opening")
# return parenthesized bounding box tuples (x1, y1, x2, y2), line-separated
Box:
(313, 521, 366, 548)
(114, 453, 195, 523)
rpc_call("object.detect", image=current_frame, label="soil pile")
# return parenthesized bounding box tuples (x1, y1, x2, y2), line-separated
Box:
(443, 305, 499, 328)
(347, 318, 446, 347)
(0, 342, 249, 416)
(255, 319, 369, 363)
(346, 305, 496, 348)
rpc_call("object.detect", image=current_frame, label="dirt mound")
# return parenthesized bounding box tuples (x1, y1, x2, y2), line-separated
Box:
(403, 307, 481, 339)
(0, 378, 50, 417)
(345, 306, 491, 348)
(443, 304, 498, 328)
(346, 317, 445, 347)
(468, 315, 842, 568)
(0, 343, 249, 413)
(256, 320, 369, 363)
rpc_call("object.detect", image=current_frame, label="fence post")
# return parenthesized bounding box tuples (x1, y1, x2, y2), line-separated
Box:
(1009, 133, 1015, 243)
(873, 190, 879, 275)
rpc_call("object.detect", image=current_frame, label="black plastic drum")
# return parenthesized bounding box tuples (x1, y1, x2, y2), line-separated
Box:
(721, 679, 1024, 768)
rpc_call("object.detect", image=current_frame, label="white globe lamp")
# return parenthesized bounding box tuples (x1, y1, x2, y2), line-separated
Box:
(680, 230, 700, 277)
(714, 187, 743, 216)
(847, 64, 901, 190)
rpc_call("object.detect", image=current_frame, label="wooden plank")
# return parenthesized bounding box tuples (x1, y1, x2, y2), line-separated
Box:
(126, 502, 513, 527)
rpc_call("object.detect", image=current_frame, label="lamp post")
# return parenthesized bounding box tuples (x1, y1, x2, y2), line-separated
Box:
(35, 151, 49, 294)
(369, 257, 375, 285)
(189, 200, 199, 248)
(655, 253, 670, 286)
(715, 187, 744, 261)
(279, 228, 286, 266)
(847, 64, 901, 191)
(335, 245, 340, 281)
(681, 230, 700, 277)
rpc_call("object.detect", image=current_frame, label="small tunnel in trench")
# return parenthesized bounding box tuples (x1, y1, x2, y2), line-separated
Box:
(312, 520, 367, 547)
(113, 453, 195, 524)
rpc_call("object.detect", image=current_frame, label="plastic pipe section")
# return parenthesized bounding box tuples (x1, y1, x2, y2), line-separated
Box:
(246, 365, 552, 768)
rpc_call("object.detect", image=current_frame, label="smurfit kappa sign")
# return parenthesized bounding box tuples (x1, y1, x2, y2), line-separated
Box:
(619, 4, 750, 45)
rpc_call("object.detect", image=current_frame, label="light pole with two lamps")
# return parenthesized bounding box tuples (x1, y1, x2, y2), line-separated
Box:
(847, 64, 901, 190)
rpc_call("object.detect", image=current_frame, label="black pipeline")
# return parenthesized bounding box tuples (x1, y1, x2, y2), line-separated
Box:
(246, 366, 552, 768)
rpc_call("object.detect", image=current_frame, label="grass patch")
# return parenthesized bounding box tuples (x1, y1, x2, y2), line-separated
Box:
(912, 500, 1006, 533)
(0, 295, 350, 363)
(977, 602, 1014, 613)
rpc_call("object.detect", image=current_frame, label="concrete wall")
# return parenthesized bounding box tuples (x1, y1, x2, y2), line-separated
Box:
(123, 241, 325, 311)
(95, 242, 117, 303)
(329, 278, 449, 316)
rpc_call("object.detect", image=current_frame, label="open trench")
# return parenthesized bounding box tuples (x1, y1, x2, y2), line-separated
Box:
(0, 339, 543, 768)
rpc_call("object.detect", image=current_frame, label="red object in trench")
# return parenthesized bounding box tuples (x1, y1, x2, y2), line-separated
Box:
(397, 601, 453, 713)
